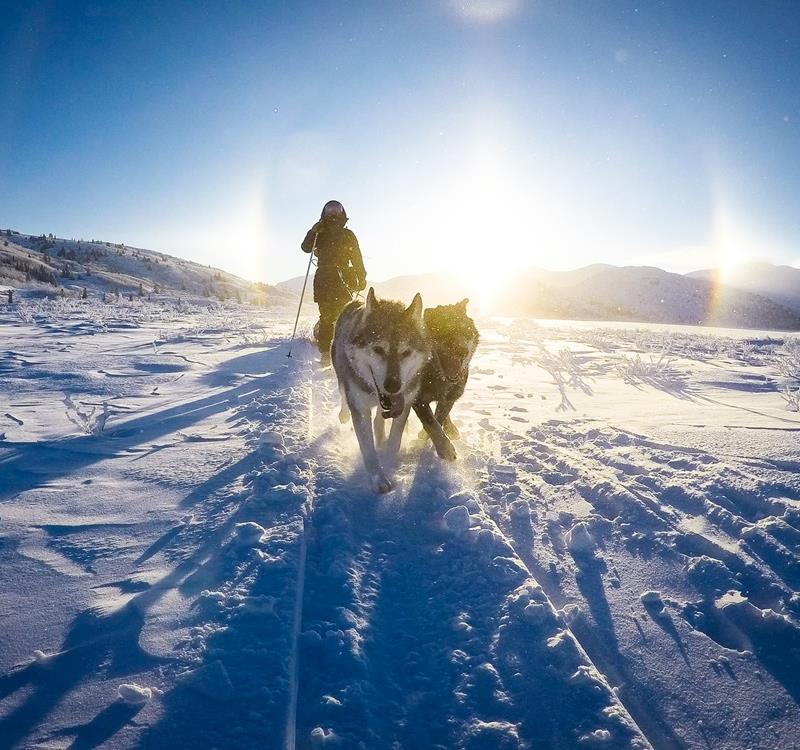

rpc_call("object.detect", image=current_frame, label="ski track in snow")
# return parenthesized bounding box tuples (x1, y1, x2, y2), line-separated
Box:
(292, 370, 650, 749)
(1, 302, 799, 749)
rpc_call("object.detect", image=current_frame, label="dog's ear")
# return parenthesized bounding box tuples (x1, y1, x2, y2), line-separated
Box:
(365, 287, 376, 315)
(405, 292, 423, 321)
(458, 298, 469, 311)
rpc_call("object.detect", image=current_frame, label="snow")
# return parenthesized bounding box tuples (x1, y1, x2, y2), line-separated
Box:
(234, 521, 267, 545)
(444, 504, 472, 535)
(565, 521, 598, 558)
(117, 683, 153, 706)
(1, 299, 800, 748)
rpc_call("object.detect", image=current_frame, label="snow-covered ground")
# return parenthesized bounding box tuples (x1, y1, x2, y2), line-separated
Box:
(1, 299, 799, 749)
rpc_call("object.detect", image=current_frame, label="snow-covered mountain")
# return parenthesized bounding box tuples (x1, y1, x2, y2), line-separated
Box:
(277, 272, 473, 310)
(503, 264, 800, 330)
(0, 229, 292, 306)
(374, 272, 473, 307)
(340, 264, 800, 330)
(689, 262, 800, 316)
(275, 275, 308, 294)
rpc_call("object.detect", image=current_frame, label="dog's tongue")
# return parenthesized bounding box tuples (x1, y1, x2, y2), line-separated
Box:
(380, 393, 405, 419)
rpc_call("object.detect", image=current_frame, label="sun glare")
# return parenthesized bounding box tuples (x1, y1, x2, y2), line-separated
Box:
(710, 197, 760, 283)
(413, 141, 553, 311)
(196, 187, 269, 282)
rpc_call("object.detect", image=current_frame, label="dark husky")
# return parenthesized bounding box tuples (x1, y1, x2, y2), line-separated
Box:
(412, 298, 479, 461)
(332, 288, 430, 493)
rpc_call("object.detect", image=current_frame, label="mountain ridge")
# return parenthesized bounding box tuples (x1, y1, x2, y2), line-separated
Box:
(1, 228, 292, 306)
(279, 262, 800, 331)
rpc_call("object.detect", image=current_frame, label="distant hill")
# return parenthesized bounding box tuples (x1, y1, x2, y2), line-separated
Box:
(285, 262, 800, 331)
(276, 276, 308, 294)
(499, 265, 800, 329)
(277, 271, 473, 309)
(0, 229, 293, 306)
(688, 262, 800, 316)
(373, 272, 472, 307)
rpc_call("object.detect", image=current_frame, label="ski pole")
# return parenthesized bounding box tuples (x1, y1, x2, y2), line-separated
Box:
(287, 231, 318, 358)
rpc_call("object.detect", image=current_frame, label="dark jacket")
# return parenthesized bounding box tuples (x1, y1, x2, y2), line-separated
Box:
(302, 219, 366, 304)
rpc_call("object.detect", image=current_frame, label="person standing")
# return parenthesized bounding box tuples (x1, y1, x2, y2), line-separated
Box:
(301, 200, 366, 364)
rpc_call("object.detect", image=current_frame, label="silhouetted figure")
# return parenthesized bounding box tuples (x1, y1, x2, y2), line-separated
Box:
(301, 200, 366, 362)
(7, 289, 13, 304)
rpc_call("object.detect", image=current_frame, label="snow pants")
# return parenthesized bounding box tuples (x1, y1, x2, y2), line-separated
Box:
(317, 297, 349, 357)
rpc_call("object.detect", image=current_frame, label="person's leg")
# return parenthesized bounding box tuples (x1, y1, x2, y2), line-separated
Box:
(320, 295, 352, 357)
(317, 300, 337, 358)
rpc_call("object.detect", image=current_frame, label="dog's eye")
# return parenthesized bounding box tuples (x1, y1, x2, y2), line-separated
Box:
(400, 348, 412, 358)
(373, 345, 386, 356)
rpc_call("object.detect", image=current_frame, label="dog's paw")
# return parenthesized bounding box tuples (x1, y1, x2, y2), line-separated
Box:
(369, 472, 393, 494)
(443, 419, 460, 440)
(436, 437, 457, 462)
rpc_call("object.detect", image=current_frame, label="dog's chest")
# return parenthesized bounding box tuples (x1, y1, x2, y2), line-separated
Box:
(418, 364, 466, 403)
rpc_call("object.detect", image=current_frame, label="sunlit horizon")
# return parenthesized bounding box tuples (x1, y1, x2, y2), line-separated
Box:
(2, 2, 799, 287)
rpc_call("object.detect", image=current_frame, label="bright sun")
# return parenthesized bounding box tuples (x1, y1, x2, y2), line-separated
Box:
(417, 146, 543, 311)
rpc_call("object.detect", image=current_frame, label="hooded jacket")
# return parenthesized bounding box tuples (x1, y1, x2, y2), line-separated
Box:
(301, 217, 366, 303)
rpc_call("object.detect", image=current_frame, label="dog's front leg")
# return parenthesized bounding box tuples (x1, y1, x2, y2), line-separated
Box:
(351, 408, 392, 493)
(434, 399, 459, 439)
(413, 401, 456, 461)
(384, 402, 412, 457)
(373, 411, 386, 446)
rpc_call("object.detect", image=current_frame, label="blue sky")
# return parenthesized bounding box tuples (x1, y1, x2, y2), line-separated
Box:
(2, 0, 799, 284)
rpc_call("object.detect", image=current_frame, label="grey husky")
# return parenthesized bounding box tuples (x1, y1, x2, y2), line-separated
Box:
(331, 287, 431, 493)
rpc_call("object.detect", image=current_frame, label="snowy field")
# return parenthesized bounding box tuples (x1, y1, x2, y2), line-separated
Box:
(1, 298, 800, 750)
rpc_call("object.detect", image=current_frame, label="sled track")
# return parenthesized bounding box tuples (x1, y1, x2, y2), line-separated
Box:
(284, 516, 308, 750)
(283, 365, 657, 749)
(283, 361, 317, 750)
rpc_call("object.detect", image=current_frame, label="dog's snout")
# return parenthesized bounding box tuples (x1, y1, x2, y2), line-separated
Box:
(384, 374, 401, 394)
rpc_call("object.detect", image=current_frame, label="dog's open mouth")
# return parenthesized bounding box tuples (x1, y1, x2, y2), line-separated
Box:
(378, 392, 405, 419)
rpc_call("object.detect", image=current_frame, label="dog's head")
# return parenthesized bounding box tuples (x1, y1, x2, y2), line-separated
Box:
(351, 288, 431, 418)
(424, 298, 479, 381)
